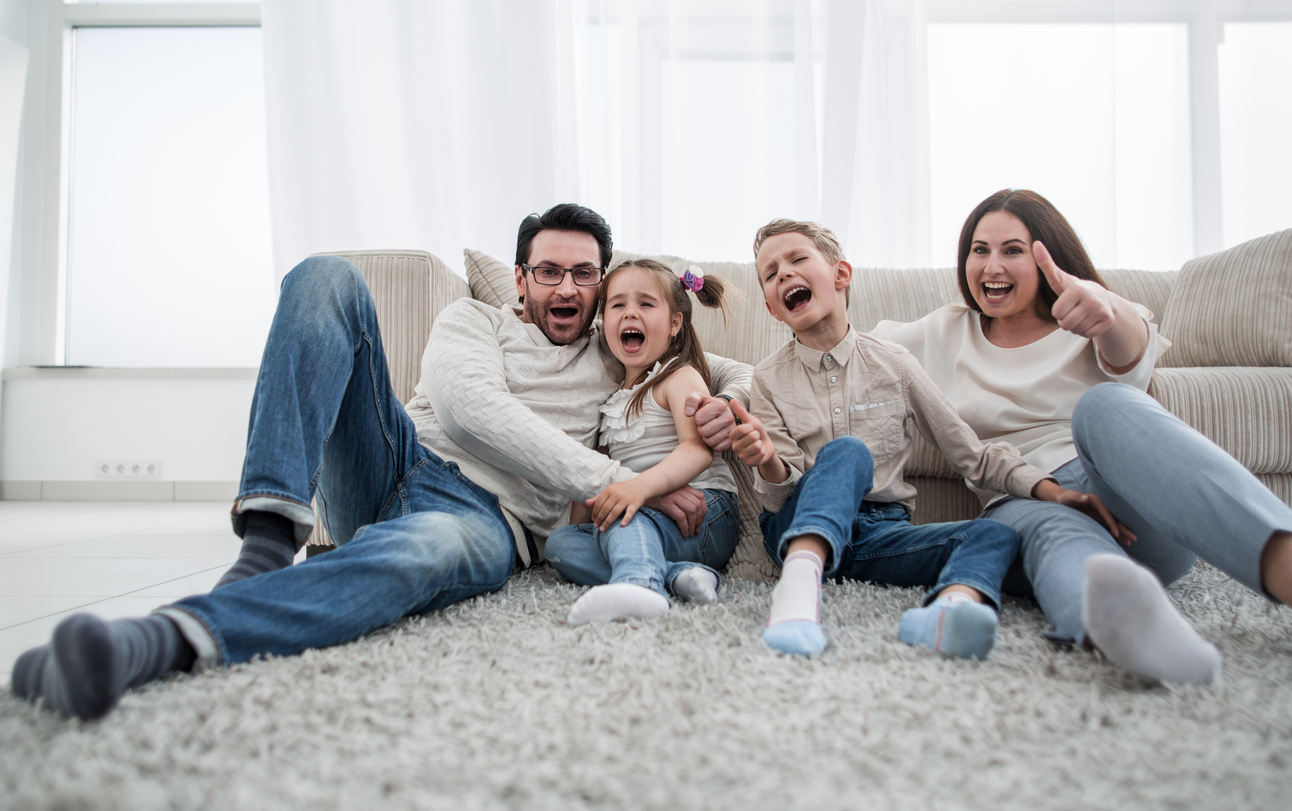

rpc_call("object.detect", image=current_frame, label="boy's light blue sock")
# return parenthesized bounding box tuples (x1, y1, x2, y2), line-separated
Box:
(761, 550, 828, 657)
(898, 593, 998, 660)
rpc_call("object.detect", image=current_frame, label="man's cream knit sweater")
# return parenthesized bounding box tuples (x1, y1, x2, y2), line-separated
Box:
(405, 299, 750, 565)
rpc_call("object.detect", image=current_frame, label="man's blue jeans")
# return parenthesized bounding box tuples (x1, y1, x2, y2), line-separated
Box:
(760, 436, 1019, 608)
(156, 257, 516, 667)
(545, 489, 739, 598)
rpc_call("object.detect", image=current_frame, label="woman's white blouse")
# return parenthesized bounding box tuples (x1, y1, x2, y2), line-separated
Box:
(872, 303, 1170, 481)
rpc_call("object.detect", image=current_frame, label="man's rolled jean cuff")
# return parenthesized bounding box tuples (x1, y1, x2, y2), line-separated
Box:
(231, 494, 316, 546)
(154, 606, 223, 669)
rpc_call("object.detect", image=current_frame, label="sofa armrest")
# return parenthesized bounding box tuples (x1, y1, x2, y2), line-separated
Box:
(1147, 367, 1292, 476)
(320, 250, 470, 404)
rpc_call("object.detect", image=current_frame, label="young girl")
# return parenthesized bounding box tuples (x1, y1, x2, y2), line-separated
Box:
(544, 259, 741, 625)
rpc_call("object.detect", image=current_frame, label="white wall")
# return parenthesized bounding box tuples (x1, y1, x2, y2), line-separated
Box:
(0, 3, 253, 501)
(1, 370, 253, 499)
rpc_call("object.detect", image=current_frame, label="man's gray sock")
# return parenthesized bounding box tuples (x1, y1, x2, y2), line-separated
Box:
(215, 510, 297, 589)
(10, 614, 195, 720)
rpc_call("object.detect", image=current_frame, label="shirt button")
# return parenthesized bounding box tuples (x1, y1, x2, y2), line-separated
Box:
(834, 407, 841, 414)
(830, 376, 837, 383)
(826, 354, 833, 362)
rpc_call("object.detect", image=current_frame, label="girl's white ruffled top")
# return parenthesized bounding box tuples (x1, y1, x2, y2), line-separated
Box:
(598, 359, 737, 494)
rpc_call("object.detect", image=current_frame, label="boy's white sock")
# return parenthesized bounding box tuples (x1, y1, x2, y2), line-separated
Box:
(672, 568, 718, 604)
(567, 583, 669, 626)
(1082, 554, 1221, 685)
(767, 550, 824, 625)
(761, 550, 828, 657)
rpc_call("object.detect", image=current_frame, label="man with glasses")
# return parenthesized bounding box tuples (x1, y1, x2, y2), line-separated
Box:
(12, 203, 750, 721)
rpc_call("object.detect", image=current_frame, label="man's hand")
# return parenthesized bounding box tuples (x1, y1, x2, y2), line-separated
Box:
(684, 392, 737, 452)
(644, 485, 707, 537)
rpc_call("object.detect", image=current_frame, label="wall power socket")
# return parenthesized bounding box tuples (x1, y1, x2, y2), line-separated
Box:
(96, 460, 163, 479)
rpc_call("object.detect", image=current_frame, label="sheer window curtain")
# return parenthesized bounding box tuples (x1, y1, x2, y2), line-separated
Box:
(260, 0, 930, 278)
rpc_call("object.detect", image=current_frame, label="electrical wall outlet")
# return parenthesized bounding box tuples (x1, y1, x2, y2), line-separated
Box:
(95, 460, 163, 479)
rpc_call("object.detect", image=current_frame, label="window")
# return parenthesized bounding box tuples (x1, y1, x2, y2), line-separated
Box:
(65, 25, 274, 366)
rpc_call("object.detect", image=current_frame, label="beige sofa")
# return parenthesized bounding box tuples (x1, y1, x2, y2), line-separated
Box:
(309, 228, 1292, 580)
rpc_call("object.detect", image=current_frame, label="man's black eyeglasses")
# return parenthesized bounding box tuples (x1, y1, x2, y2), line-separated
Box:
(520, 264, 605, 287)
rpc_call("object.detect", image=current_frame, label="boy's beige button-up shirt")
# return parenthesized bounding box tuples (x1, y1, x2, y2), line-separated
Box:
(750, 326, 1053, 514)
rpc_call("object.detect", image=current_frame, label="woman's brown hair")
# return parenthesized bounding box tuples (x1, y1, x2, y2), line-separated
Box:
(599, 258, 728, 417)
(957, 189, 1106, 317)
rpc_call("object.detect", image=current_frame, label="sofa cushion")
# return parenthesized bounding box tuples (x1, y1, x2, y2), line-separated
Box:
(1146, 367, 1292, 475)
(1158, 229, 1292, 368)
(464, 248, 520, 309)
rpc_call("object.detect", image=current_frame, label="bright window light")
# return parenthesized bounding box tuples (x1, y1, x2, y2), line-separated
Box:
(65, 26, 275, 367)
(660, 59, 798, 261)
(1219, 23, 1292, 249)
(927, 23, 1191, 272)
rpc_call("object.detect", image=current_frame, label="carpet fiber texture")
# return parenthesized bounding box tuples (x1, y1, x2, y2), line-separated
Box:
(2, 562, 1291, 810)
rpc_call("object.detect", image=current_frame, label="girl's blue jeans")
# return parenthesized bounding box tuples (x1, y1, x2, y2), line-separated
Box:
(760, 436, 1020, 609)
(157, 256, 516, 667)
(545, 489, 739, 599)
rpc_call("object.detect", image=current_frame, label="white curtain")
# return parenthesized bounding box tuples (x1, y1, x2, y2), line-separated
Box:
(261, 0, 930, 277)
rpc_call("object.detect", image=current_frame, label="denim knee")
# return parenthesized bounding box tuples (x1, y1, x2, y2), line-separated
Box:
(279, 255, 368, 310)
(1073, 382, 1139, 444)
(815, 435, 875, 475)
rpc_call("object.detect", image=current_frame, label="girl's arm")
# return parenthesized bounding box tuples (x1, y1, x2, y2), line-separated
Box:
(588, 366, 715, 531)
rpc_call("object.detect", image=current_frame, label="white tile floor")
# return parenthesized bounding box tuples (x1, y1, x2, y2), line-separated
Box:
(0, 501, 303, 684)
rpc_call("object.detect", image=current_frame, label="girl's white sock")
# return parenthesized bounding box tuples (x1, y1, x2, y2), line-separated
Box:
(672, 568, 718, 604)
(567, 583, 669, 626)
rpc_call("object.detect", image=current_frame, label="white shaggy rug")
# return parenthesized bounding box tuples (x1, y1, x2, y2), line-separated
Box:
(3, 562, 1291, 811)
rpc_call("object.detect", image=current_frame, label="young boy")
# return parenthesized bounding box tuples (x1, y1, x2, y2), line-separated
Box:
(729, 219, 1121, 659)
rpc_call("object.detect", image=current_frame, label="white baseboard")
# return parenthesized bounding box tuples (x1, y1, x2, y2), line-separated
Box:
(1, 480, 238, 502)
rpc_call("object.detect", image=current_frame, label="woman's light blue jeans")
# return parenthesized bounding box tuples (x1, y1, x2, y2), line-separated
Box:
(990, 382, 1292, 645)
(545, 489, 739, 598)
(157, 256, 516, 667)
(760, 436, 1020, 609)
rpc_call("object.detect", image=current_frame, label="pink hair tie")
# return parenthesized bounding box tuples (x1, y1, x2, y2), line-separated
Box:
(681, 265, 705, 292)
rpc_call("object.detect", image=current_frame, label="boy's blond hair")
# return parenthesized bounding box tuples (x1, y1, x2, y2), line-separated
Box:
(752, 219, 845, 266)
(752, 218, 850, 305)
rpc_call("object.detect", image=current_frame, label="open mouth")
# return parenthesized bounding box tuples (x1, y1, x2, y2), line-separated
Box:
(619, 328, 645, 353)
(783, 285, 812, 313)
(549, 305, 580, 321)
(981, 282, 1014, 302)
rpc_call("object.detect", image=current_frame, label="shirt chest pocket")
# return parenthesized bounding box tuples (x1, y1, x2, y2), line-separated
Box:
(848, 400, 904, 460)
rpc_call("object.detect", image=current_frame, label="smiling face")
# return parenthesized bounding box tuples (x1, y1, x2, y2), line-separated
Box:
(965, 211, 1050, 324)
(514, 229, 603, 345)
(604, 266, 687, 379)
(601, 267, 683, 380)
(755, 231, 852, 347)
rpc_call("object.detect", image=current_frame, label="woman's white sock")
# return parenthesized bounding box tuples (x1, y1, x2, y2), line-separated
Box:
(1082, 554, 1222, 685)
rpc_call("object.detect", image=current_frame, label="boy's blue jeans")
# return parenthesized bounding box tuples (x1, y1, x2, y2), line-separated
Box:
(156, 256, 516, 667)
(760, 436, 1019, 608)
(545, 489, 739, 598)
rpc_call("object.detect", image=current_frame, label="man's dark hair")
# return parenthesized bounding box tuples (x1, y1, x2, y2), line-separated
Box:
(515, 203, 613, 269)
